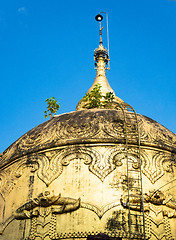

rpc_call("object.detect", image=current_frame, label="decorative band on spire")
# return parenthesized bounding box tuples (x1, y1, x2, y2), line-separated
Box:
(76, 13, 123, 111)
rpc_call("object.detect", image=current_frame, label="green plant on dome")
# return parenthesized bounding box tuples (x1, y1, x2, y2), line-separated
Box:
(103, 91, 115, 105)
(44, 97, 60, 119)
(82, 83, 114, 109)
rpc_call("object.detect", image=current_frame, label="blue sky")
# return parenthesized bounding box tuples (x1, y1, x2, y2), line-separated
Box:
(0, 0, 176, 153)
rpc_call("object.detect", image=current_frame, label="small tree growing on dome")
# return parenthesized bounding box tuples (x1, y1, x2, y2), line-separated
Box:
(82, 83, 114, 109)
(44, 97, 60, 119)
(82, 84, 103, 109)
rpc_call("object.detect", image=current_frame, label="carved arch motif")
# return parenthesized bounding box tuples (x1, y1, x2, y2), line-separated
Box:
(1, 146, 175, 198)
(34, 147, 99, 185)
(0, 146, 126, 197)
(31, 146, 128, 185)
(0, 159, 38, 200)
(141, 151, 176, 184)
(145, 214, 173, 240)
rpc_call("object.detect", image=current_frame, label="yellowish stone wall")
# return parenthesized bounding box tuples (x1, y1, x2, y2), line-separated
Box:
(0, 143, 176, 240)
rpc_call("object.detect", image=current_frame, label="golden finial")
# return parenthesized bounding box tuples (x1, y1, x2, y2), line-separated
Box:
(76, 13, 123, 111)
(99, 22, 103, 45)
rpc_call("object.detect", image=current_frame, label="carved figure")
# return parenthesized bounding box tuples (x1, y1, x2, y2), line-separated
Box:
(120, 193, 147, 212)
(14, 191, 80, 219)
(144, 190, 165, 205)
(120, 190, 176, 215)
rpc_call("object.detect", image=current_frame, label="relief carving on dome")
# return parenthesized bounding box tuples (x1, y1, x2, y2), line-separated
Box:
(29, 212, 125, 240)
(48, 146, 140, 183)
(0, 119, 56, 164)
(120, 189, 176, 218)
(13, 190, 120, 220)
(1, 110, 176, 168)
(80, 202, 120, 219)
(0, 110, 129, 165)
(145, 214, 173, 240)
(2, 111, 102, 161)
(88, 147, 125, 181)
(0, 146, 175, 201)
(0, 159, 38, 200)
(0, 191, 81, 236)
(120, 189, 176, 239)
(141, 150, 176, 184)
(56, 114, 98, 139)
(24, 146, 131, 185)
(0, 145, 131, 200)
(0, 148, 96, 191)
(36, 147, 99, 185)
(138, 115, 176, 147)
(10, 191, 122, 239)
(13, 191, 81, 220)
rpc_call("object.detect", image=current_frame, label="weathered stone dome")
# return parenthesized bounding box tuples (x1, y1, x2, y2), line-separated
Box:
(0, 109, 176, 169)
(0, 108, 176, 240)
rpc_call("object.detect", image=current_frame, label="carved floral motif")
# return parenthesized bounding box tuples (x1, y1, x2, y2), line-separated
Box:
(138, 115, 176, 147)
(0, 145, 175, 200)
(1, 109, 175, 167)
(34, 146, 143, 184)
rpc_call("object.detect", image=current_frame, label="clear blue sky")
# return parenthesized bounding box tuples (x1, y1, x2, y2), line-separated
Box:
(0, 0, 176, 153)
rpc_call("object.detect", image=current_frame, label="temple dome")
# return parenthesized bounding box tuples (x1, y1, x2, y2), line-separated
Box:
(1, 109, 175, 168)
(0, 107, 176, 239)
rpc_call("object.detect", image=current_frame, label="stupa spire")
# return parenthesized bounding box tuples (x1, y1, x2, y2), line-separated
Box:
(99, 21, 103, 45)
(87, 17, 113, 96)
(76, 13, 123, 111)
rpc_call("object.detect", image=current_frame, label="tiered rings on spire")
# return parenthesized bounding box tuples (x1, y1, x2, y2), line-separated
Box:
(76, 13, 123, 111)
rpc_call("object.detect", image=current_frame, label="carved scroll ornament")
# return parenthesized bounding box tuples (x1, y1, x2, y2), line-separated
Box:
(138, 115, 176, 147)
(0, 145, 175, 203)
(0, 145, 133, 200)
(17, 146, 129, 186)
(1, 109, 175, 167)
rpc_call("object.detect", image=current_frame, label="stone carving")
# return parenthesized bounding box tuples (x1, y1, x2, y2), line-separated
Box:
(30, 146, 128, 185)
(0, 192, 80, 236)
(1, 109, 175, 167)
(0, 145, 128, 198)
(138, 115, 176, 148)
(0, 147, 96, 189)
(121, 189, 176, 218)
(60, 146, 141, 182)
(34, 153, 63, 186)
(14, 191, 80, 220)
(36, 147, 98, 185)
(0, 145, 175, 201)
(145, 214, 173, 240)
(48, 230, 127, 240)
(163, 216, 173, 240)
(88, 147, 124, 181)
(0, 159, 38, 200)
(81, 202, 120, 219)
(142, 150, 176, 184)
